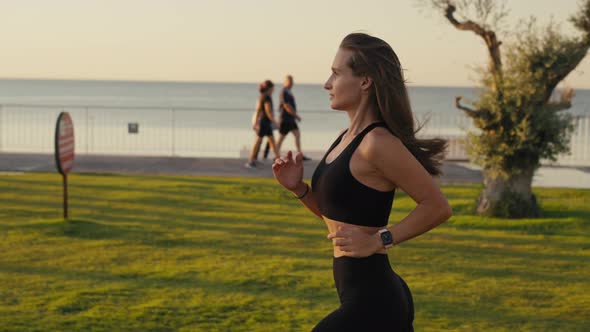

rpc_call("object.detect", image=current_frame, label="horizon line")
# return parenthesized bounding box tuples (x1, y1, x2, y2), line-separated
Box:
(0, 76, 483, 89)
(1, 76, 588, 91)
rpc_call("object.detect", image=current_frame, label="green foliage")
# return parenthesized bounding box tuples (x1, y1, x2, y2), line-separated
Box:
(468, 18, 582, 179)
(0, 173, 589, 331)
(571, 0, 590, 41)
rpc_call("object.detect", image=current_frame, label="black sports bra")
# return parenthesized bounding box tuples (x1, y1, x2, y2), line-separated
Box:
(311, 122, 395, 227)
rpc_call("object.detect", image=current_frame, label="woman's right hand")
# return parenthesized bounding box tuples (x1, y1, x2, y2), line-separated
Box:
(272, 151, 304, 191)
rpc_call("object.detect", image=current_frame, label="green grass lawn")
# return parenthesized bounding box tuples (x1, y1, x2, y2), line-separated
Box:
(0, 172, 588, 331)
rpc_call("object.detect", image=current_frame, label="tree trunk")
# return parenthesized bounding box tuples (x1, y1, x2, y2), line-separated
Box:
(477, 168, 541, 218)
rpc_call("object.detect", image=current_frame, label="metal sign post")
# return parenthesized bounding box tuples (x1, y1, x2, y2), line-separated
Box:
(54, 112, 75, 219)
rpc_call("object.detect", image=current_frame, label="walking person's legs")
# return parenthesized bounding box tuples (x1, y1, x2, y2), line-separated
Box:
(291, 128, 311, 160)
(276, 133, 287, 155)
(246, 136, 263, 168)
(292, 129, 302, 153)
(263, 140, 270, 160)
(265, 135, 280, 160)
(255, 138, 261, 160)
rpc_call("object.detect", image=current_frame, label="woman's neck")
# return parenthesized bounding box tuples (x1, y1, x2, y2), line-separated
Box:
(346, 100, 380, 136)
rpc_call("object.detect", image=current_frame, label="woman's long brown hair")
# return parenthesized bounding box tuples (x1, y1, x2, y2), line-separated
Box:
(340, 33, 447, 176)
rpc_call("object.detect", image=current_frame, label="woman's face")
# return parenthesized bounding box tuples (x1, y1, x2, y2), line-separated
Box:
(324, 48, 364, 111)
(267, 87, 274, 95)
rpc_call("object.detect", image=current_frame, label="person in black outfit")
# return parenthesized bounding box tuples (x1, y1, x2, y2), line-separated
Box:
(246, 80, 279, 168)
(272, 33, 452, 331)
(263, 75, 311, 160)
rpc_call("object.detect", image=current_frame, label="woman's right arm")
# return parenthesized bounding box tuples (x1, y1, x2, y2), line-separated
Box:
(291, 181, 322, 218)
(273, 151, 322, 218)
(282, 103, 301, 121)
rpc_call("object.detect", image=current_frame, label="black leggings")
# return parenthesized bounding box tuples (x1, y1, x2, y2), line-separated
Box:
(312, 254, 414, 332)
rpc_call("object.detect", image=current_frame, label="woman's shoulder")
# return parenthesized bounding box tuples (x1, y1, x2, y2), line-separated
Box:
(362, 126, 405, 157)
(368, 125, 399, 140)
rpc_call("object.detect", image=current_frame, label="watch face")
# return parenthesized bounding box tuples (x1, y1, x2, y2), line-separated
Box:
(380, 231, 394, 245)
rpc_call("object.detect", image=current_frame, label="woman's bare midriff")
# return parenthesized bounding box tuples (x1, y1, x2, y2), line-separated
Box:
(322, 216, 387, 257)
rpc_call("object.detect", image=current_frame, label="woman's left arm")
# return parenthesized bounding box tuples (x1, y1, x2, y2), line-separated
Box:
(328, 129, 452, 256)
(371, 130, 452, 246)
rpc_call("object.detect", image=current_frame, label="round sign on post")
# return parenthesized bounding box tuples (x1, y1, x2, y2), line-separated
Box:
(55, 112, 75, 219)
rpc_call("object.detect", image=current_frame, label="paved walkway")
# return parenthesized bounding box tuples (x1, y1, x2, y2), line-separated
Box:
(0, 153, 482, 184)
(455, 162, 590, 189)
(2, 153, 590, 188)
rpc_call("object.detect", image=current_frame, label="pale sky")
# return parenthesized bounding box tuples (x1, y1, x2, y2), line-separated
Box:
(1, 0, 588, 88)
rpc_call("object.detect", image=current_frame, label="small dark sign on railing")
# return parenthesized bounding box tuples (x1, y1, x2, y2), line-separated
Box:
(128, 123, 139, 134)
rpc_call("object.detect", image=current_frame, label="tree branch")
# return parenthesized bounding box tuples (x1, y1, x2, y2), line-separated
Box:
(455, 96, 492, 120)
(540, 45, 590, 103)
(456, 96, 500, 131)
(455, 96, 479, 117)
(571, 0, 590, 43)
(545, 87, 575, 112)
(444, 4, 503, 84)
(445, 5, 486, 36)
(546, 101, 573, 112)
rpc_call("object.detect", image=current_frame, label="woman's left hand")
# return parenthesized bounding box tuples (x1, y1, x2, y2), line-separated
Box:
(327, 227, 382, 257)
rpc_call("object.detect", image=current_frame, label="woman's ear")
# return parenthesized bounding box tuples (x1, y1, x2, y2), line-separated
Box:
(360, 76, 373, 91)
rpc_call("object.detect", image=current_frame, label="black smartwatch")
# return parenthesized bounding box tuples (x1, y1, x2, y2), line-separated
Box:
(378, 229, 394, 249)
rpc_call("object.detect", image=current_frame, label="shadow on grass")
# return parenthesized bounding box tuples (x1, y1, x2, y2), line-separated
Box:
(0, 195, 306, 229)
(0, 261, 332, 301)
(11, 216, 330, 261)
(17, 218, 165, 241)
(399, 241, 589, 283)
(446, 215, 590, 236)
(412, 290, 587, 331)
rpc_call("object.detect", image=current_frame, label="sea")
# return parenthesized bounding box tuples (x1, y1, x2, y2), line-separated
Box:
(0, 79, 588, 159)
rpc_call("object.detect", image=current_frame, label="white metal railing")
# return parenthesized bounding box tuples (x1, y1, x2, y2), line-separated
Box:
(0, 103, 588, 165)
